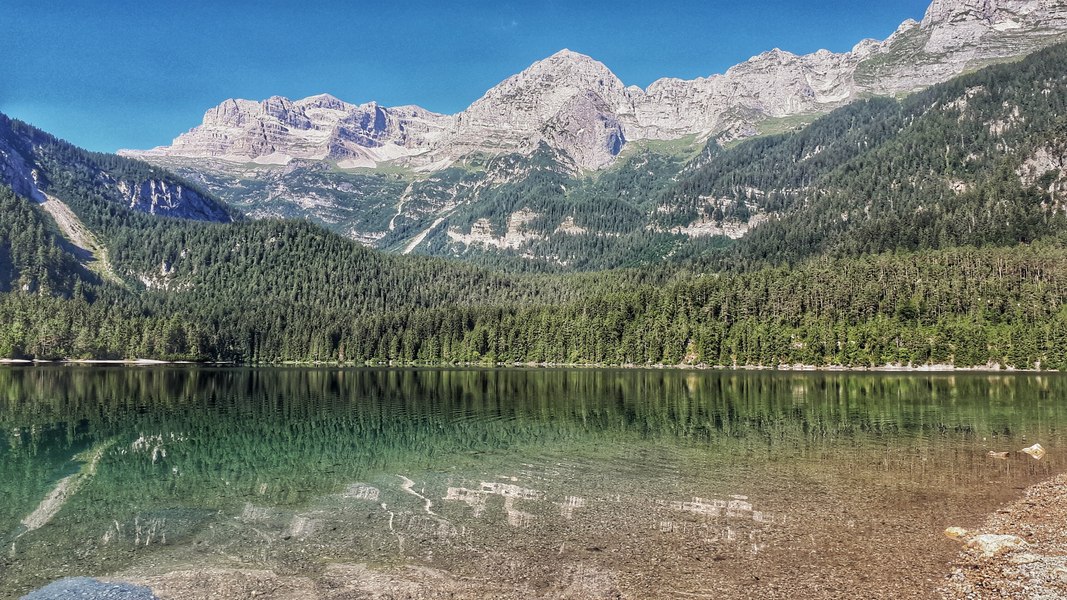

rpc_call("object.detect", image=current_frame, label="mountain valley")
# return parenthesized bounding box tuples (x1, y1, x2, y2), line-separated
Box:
(0, 0, 1066, 367)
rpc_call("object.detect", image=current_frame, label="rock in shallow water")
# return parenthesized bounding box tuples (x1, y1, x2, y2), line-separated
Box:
(944, 526, 970, 539)
(1021, 443, 1046, 460)
(21, 577, 157, 600)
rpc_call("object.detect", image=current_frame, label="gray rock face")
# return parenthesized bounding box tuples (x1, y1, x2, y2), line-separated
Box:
(126, 0, 1067, 172)
(0, 133, 45, 202)
(922, 0, 1067, 35)
(132, 94, 449, 169)
(441, 50, 633, 168)
(111, 177, 231, 221)
(540, 90, 627, 171)
(858, 0, 1067, 95)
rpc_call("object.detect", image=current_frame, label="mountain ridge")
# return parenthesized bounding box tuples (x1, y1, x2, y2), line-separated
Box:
(128, 37, 1067, 268)
(123, 0, 1067, 172)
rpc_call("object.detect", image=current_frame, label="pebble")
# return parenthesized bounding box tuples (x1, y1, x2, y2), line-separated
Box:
(944, 527, 969, 540)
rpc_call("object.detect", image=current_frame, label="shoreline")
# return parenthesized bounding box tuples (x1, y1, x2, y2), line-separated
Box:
(940, 472, 1067, 598)
(0, 358, 1058, 373)
(0, 358, 220, 366)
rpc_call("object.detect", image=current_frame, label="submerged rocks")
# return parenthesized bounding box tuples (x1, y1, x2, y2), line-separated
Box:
(940, 473, 1067, 598)
(21, 577, 157, 600)
(944, 526, 970, 539)
(1021, 443, 1047, 460)
(944, 527, 1028, 557)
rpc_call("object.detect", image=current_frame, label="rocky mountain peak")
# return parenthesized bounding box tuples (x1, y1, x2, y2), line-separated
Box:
(127, 94, 450, 168)
(549, 48, 588, 60)
(539, 49, 614, 72)
(493, 48, 626, 97)
(127, 0, 1067, 173)
(435, 49, 634, 169)
(295, 93, 351, 111)
(917, 0, 1067, 56)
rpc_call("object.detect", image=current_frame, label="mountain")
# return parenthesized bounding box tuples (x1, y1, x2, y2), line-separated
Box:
(127, 0, 1067, 173)
(132, 39, 1067, 271)
(0, 112, 235, 287)
(132, 94, 450, 169)
(666, 49, 1067, 266)
(0, 114, 233, 223)
(115, 0, 1067, 266)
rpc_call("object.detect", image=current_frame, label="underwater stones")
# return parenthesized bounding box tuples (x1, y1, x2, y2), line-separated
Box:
(22, 577, 158, 600)
(944, 526, 970, 539)
(1021, 443, 1047, 460)
(945, 526, 1029, 558)
(343, 483, 380, 502)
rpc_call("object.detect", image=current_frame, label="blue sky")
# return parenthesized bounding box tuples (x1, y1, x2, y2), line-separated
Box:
(1, 0, 931, 153)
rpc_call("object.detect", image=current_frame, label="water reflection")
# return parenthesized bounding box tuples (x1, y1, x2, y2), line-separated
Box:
(0, 367, 1064, 599)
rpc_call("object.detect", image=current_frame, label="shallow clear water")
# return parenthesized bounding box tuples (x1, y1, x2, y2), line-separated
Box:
(0, 367, 1064, 598)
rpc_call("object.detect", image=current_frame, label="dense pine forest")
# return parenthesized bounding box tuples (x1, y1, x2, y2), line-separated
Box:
(3, 179, 1065, 368)
(2, 44, 1067, 368)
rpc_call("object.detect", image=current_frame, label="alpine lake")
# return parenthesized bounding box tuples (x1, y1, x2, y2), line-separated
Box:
(1, 367, 1064, 599)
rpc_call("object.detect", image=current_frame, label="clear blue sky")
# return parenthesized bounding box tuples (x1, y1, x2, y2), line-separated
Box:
(1, 0, 931, 153)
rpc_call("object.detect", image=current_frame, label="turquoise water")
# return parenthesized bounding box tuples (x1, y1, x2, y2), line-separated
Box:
(0, 368, 1064, 598)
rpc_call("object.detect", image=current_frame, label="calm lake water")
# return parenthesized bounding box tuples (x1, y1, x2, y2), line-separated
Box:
(0, 367, 1064, 599)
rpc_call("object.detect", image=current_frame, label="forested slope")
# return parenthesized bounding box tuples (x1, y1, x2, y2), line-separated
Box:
(1, 176, 1064, 369)
(674, 42, 1067, 267)
(0, 114, 235, 223)
(0, 186, 89, 297)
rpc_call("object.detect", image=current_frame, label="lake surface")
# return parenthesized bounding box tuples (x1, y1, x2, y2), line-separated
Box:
(0, 367, 1064, 599)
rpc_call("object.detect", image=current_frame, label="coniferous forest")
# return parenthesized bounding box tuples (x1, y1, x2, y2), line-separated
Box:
(3, 44, 1067, 369)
